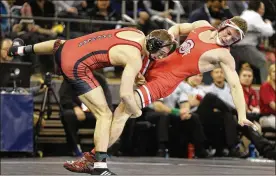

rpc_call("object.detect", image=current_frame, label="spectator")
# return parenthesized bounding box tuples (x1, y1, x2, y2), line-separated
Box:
(259, 64, 276, 129)
(231, 1, 275, 83)
(239, 64, 261, 122)
(53, 0, 87, 17)
(227, 0, 248, 16)
(59, 72, 113, 156)
(135, 106, 170, 157)
(1, 39, 13, 63)
(112, 0, 156, 35)
(0, 38, 23, 63)
(201, 67, 275, 159)
(53, 0, 88, 37)
(89, 0, 120, 32)
(29, 0, 55, 29)
(188, 0, 233, 28)
(183, 71, 241, 156)
(143, 0, 185, 28)
(180, 1, 205, 18)
(11, 2, 58, 75)
(0, 1, 10, 33)
(153, 75, 210, 158)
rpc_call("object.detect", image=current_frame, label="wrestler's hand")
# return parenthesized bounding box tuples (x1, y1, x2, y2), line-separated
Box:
(238, 118, 254, 127)
(135, 73, 146, 86)
(121, 94, 142, 118)
(125, 106, 142, 118)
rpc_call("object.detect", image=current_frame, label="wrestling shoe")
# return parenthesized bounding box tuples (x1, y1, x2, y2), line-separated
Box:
(63, 152, 95, 173)
(8, 38, 25, 57)
(90, 168, 116, 175)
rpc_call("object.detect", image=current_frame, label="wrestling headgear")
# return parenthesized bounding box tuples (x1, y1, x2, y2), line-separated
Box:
(217, 19, 245, 45)
(146, 36, 177, 55)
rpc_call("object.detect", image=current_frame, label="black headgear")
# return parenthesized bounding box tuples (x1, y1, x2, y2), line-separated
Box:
(146, 37, 177, 54)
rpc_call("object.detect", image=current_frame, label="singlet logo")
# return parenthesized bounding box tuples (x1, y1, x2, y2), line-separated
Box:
(178, 39, 195, 56)
(78, 34, 112, 47)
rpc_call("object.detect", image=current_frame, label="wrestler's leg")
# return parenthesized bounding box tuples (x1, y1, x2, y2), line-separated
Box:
(33, 39, 66, 54)
(78, 87, 113, 153)
(8, 39, 66, 56)
(108, 92, 142, 148)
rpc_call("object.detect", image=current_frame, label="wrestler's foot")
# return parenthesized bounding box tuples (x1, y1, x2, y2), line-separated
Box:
(63, 152, 95, 173)
(8, 38, 25, 57)
(90, 168, 116, 175)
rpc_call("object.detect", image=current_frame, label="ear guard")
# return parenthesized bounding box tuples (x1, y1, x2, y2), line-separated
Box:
(146, 37, 177, 54)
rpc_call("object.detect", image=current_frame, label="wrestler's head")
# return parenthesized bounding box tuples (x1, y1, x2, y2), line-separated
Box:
(146, 29, 176, 60)
(216, 16, 248, 46)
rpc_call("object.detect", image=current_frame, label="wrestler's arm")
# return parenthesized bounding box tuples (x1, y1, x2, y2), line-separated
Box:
(219, 53, 253, 126)
(119, 49, 143, 117)
(168, 20, 211, 38)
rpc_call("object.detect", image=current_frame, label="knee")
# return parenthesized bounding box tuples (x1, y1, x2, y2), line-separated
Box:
(96, 106, 113, 120)
(204, 93, 217, 101)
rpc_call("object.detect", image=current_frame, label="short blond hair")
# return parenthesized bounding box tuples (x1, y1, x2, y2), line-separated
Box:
(147, 29, 173, 44)
(267, 64, 275, 82)
(230, 16, 248, 35)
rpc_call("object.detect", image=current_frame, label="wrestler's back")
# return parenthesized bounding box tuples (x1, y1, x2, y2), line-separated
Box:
(144, 26, 228, 101)
(60, 28, 144, 69)
(148, 26, 226, 79)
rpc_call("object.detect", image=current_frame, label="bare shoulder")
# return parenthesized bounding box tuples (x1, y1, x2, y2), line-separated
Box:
(117, 29, 145, 39)
(215, 48, 235, 69)
(109, 45, 142, 66)
(192, 20, 212, 29)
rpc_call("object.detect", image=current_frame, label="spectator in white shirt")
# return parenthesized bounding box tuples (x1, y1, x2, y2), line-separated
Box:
(230, 0, 275, 83)
(151, 76, 210, 158)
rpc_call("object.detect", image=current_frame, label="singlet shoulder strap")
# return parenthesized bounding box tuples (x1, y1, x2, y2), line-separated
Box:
(114, 27, 145, 51)
(194, 26, 216, 33)
(118, 27, 144, 35)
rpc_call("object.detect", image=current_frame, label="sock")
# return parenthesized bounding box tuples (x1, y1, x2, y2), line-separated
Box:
(95, 152, 108, 162)
(94, 152, 108, 169)
(94, 162, 107, 169)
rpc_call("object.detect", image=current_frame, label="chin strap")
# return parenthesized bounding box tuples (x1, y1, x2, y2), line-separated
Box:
(226, 21, 245, 40)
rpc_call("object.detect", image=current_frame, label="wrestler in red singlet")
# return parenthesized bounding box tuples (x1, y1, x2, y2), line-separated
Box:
(55, 27, 147, 95)
(136, 26, 227, 108)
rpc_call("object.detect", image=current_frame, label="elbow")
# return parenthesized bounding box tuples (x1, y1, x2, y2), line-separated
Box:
(120, 94, 133, 102)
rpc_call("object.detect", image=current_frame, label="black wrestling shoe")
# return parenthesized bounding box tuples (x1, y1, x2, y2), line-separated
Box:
(90, 168, 116, 175)
(8, 38, 25, 57)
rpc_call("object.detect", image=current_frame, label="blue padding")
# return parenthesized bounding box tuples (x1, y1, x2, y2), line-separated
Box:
(0, 93, 34, 152)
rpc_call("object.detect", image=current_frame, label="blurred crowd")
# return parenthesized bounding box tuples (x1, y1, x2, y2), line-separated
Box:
(0, 0, 275, 160)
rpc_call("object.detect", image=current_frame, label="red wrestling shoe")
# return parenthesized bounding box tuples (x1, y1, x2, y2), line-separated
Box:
(63, 152, 96, 173)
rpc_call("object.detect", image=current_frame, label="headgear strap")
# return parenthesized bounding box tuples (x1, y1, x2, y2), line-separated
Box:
(146, 36, 177, 54)
(218, 19, 245, 41)
(225, 21, 245, 40)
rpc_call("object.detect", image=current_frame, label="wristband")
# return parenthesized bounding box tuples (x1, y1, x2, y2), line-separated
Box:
(171, 108, 180, 116)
